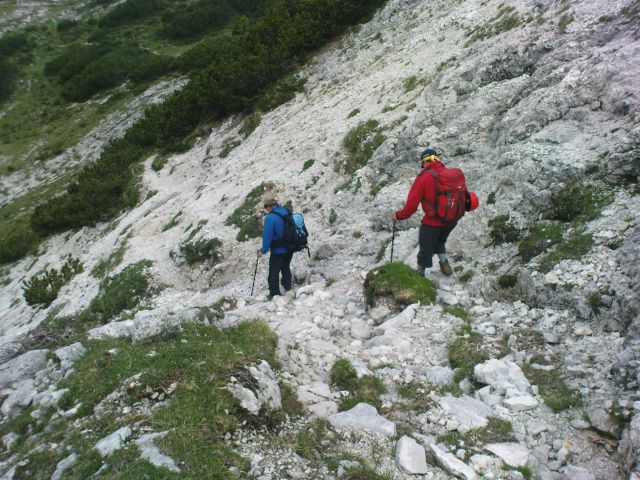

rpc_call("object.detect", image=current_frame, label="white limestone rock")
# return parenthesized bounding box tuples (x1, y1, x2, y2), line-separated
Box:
(562, 465, 596, 480)
(438, 395, 493, 433)
(485, 442, 530, 467)
(227, 361, 281, 415)
(395, 436, 428, 474)
(429, 443, 477, 480)
(350, 318, 372, 339)
(94, 426, 132, 457)
(54, 342, 86, 373)
(51, 453, 77, 480)
(1, 379, 37, 416)
(328, 403, 396, 436)
(503, 394, 538, 411)
(586, 407, 622, 437)
(474, 358, 531, 393)
(469, 454, 500, 473)
(0, 350, 49, 390)
(308, 401, 338, 418)
(296, 382, 332, 404)
(135, 432, 180, 472)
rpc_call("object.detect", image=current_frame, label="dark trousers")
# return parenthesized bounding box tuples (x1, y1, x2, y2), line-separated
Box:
(417, 223, 457, 270)
(268, 252, 294, 297)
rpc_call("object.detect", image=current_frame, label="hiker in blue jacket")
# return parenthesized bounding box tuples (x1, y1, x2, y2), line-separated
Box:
(256, 194, 293, 297)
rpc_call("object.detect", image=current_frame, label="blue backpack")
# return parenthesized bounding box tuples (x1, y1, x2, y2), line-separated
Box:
(271, 209, 309, 256)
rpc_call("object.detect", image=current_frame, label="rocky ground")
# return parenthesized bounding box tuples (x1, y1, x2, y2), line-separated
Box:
(0, 0, 639, 478)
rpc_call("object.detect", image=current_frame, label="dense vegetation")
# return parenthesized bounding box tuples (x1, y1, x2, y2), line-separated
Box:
(0, 0, 386, 264)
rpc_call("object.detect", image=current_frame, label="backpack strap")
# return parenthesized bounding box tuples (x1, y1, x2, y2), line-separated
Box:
(421, 170, 440, 213)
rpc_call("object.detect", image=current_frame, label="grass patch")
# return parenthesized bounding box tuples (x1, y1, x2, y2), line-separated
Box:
(219, 138, 242, 158)
(403, 75, 418, 92)
(557, 14, 574, 33)
(487, 190, 496, 204)
(465, 6, 521, 47)
(342, 119, 385, 174)
(240, 111, 262, 138)
(89, 259, 153, 320)
(518, 223, 563, 261)
(540, 229, 593, 272)
(522, 364, 582, 412)
(57, 321, 276, 477)
(162, 211, 182, 232)
(465, 416, 514, 445)
(547, 183, 612, 223)
(488, 214, 521, 245)
(330, 359, 386, 411)
(22, 255, 83, 307)
(91, 242, 126, 278)
(294, 419, 331, 460)
(448, 330, 509, 383)
(347, 108, 360, 118)
(302, 158, 315, 171)
(364, 262, 436, 309)
(225, 182, 274, 242)
(442, 304, 470, 322)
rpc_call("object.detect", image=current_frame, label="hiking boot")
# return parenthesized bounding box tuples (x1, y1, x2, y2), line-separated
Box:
(416, 267, 426, 277)
(439, 259, 453, 276)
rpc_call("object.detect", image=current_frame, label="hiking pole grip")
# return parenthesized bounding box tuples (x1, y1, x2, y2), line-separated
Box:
(251, 256, 259, 296)
(390, 220, 396, 263)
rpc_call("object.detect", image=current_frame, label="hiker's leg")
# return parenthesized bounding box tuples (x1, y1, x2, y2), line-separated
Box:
(281, 251, 294, 291)
(268, 254, 283, 296)
(435, 224, 457, 255)
(417, 224, 439, 272)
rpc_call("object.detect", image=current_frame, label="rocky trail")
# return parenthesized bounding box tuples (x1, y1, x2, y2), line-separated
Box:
(0, 0, 639, 478)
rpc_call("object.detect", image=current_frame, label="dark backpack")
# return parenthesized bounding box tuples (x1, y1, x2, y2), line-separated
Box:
(271, 210, 310, 255)
(423, 167, 468, 223)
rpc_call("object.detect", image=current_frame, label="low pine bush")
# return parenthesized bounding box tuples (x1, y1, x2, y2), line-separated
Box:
(23, 256, 83, 307)
(488, 214, 521, 245)
(90, 260, 152, 320)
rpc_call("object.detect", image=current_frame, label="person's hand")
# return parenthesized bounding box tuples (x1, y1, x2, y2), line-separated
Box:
(256, 250, 263, 258)
(391, 212, 398, 222)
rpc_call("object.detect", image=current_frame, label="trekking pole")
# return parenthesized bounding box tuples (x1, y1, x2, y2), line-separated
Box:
(390, 220, 396, 263)
(251, 256, 259, 296)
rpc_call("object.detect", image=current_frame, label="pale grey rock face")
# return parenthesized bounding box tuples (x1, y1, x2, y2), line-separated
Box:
(135, 432, 180, 473)
(562, 465, 596, 480)
(227, 361, 281, 415)
(429, 443, 477, 480)
(1, 379, 37, 416)
(0, 349, 48, 390)
(438, 395, 493, 433)
(94, 426, 132, 457)
(296, 382, 332, 404)
(619, 414, 640, 473)
(503, 393, 538, 411)
(485, 442, 530, 468)
(328, 403, 396, 436)
(51, 453, 77, 480)
(54, 342, 86, 373)
(395, 436, 428, 474)
(307, 401, 338, 418)
(586, 407, 622, 437)
(474, 358, 531, 394)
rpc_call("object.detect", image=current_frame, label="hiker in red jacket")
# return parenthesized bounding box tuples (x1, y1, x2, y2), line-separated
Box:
(391, 148, 463, 277)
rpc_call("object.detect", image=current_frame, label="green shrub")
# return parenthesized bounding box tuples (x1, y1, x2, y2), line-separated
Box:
(256, 74, 306, 112)
(364, 262, 436, 308)
(240, 112, 262, 138)
(403, 75, 418, 92)
(302, 159, 315, 171)
(488, 214, 521, 245)
(518, 223, 563, 261)
(497, 274, 517, 289)
(90, 260, 152, 320)
(548, 183, 611, 222)
(225, 183, 273, 242)
(342, 120, 385, 174)
(98, 0, 162, 27)
(329, 209, 338, 225)
(23, 256, 84, 307)
(160, 0, 234, 39)
(0, 217, 38, 265)
(487, 191, 496, 204)
(179, 237, 222, 265)
(330, 358, 358, 390)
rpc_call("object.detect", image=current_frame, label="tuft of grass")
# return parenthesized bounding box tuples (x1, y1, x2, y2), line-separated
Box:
(347, 108, 360, 118)
(497, 274, 517, 289)
(58, 320, 276, 477)
(342, 119, 385, 174)
(488, 214, 521, 245)
(302, 158, 315, 171)
(557, 14, 574, 33)
(364, 262, 436, 309)
(487, 190, 496, 204)
(518, 223, 563, 261)
(522, 364, 582, 412)
(225, 183, 274, 241)
(219, 138, 242, 158)
(329, 208, 338, 225)
(89, 259, 153, 320)
(330, 358, 386, 411)
(465, 417, 514, 445)
(442, 304, 470, 322)
(375, 239, 391, 262)
(162, 211, 182, 232)
(403, 75, 418, 92)
(458, 269, 475, 283)
(397, 381, 439, 412)
(448, 331, 508, 383)
(294, 419, 331, 460)
(465, 6, 521, 46)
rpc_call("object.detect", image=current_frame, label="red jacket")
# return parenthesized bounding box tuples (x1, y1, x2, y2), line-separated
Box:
(395, 161, 452, 227)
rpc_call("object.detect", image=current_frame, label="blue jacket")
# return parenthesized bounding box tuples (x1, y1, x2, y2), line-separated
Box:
(260, 205, 289, 255)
